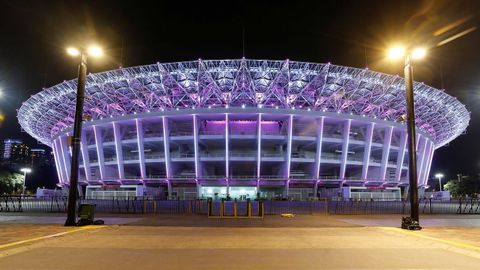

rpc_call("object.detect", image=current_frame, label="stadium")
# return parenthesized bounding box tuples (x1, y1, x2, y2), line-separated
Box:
(18, 59, 469, 200)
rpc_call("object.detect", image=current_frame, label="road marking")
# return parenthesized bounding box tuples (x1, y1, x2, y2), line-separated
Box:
(0, 225, 107, 250)
(380, 227, 480, 252)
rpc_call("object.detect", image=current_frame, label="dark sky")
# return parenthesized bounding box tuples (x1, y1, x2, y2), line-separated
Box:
(0, 0, 479, 182)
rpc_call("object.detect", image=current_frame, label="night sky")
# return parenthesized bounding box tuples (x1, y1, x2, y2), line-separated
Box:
(0, 0, 479, 183)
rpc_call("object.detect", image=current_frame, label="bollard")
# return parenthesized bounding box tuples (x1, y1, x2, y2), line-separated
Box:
(220, 199, 225, 217)
(233, 199, 238, 217)
(258, 200, 264, 217)
(207, 198, 213, 217)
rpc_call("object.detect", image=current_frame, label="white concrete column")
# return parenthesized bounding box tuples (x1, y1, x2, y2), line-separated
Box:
(162, 116, 171, 179)
(66, 132, 73, 157)
(80, 130, 91, 181)
(226, 180, 230, 197)
(361, 123, 375, 180)
(196, 182, 201, 199)
(286, 115, 293, 179)
(167, 180, 172, 198)
(395, 131, 408, 182)
(380, 126, 393, 181)
(423, 145, 435, 186)
(417, 136, 428, 181)
(339, 120, 351, 180)
(416, 134, 421, 151)
(136, 119, 146, 179)
(52, 141, 65, 184)
(285, 180, 290, 198)
(112, 122, 125, 179)
(315, 117, 325, 179)
(93, 125, 106, 180)
(256, 114, 262, 179)
(419, 141, 433, 186)
(59, 136, 72, 180)
(225, 113, 230, 178)
(193, 114, 200, 178)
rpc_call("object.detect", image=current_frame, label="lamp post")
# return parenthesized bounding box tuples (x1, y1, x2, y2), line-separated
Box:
(388, 46, 427, 230)
(435, 173, 444, 191)
(20, 168, 32, 196)
(64, 45, 103, 226)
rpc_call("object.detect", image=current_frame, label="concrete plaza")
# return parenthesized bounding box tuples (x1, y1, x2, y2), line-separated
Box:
(1, 214, 480, 269)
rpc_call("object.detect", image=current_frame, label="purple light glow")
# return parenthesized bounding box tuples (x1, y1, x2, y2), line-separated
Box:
(19, 59, 468, 149)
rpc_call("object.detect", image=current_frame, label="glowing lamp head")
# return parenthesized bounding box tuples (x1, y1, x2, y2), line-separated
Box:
(66, 47, 80, 56)
(88, 46, 103, 57)
(435, 173, 444, 178)
(412, 47, 427, 59)
(388, 47, 405, 59)
(20, 168, 32, 173)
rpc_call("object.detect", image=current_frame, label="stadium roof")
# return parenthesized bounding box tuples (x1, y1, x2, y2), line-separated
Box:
(18, 58, 469, 147)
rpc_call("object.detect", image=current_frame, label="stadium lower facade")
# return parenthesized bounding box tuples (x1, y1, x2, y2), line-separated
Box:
(18, 59, 469, 200)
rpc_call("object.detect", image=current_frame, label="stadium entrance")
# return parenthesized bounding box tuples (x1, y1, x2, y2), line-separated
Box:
(200, 186, 257, 200)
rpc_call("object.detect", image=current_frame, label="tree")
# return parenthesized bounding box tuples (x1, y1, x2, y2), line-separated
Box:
(444, 179, 461, 197)
(0, 166, 24, 194)
(444, 175, 480, 198)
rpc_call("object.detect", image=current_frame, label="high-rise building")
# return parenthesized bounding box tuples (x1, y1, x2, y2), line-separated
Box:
(2, 139, 30, 164)
(2, 139, 23, 160)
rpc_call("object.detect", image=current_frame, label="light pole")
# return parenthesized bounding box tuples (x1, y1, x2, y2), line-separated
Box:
(388, 46, 427, 230)
(64, 45, 103, 226)
(20, 168, 32, 196)
(435, 173, 444, 191)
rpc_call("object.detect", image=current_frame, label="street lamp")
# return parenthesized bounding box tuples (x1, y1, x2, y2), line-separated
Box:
(20, 168, 32, 196)
(64, 45, 103, 227)
(435, 173, 444, 191)
(388, 45, 427, 230)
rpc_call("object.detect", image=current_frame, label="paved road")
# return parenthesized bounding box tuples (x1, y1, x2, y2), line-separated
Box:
(1, 216, 480, 269)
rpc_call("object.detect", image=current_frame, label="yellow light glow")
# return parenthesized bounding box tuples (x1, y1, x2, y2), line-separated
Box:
(88, 46, 103, 57)
(66, 47, 80, 56)
(388, 47, 405, 59)
(412, 47, 427, 59)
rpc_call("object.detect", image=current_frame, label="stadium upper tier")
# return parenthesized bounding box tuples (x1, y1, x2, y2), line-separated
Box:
(18, 59, 469, 147)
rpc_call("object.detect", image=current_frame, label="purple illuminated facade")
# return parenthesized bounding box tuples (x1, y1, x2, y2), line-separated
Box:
(18, 59, 469, 199)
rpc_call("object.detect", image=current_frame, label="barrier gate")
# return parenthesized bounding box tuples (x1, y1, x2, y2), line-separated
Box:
(207, 198, 264, 218)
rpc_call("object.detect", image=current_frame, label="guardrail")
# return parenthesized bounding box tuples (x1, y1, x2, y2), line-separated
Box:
(0, 196, 68, 213)
(0, 196, 477, 215)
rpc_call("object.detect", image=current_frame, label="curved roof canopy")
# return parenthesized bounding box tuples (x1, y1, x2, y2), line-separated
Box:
(18, 59, 469, 147)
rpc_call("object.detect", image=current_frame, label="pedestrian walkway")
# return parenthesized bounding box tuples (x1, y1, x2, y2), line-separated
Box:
(1, 214, 480, 269)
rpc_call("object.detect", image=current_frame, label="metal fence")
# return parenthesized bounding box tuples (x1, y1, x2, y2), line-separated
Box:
(1, 196, 479, 215)
(0, 196, 68, 213)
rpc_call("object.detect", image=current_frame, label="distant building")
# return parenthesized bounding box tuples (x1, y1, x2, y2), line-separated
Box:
(2, 139, 30, 167)
(30, 148, 52, 167)
(2, 139, 23, 160)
